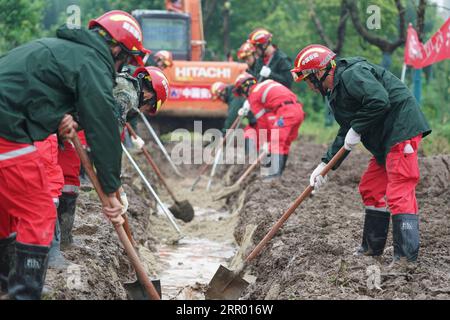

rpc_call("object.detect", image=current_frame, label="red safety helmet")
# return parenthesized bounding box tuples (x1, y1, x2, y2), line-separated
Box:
(210, 82, 228, 100)
(89, 10, 151, 66)
(248, 28, 272, 47)
(154, 50, 174, 68)
(291, 44, 336, 82)
(233, 72, 257, 96)
(133, 66, 170, 114)
(237, 41, 256, 60)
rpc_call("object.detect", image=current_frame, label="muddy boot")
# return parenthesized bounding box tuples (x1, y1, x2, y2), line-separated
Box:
(263, 154, 287, 181)
(391, 214, 420, 263)
(0, 234, 16, 294)
(8, 242, 50, 300)
(58, 192, 78, 248)
(355, 209, 390, 256)
(48, 218, 69, 270)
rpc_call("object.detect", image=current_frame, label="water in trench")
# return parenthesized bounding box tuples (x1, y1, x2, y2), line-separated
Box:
(155, 206, 237, 300)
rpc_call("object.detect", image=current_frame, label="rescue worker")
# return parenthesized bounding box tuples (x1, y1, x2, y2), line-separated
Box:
(291, 44, 431, 265)
(0, 10, 150, 300)
(248, 28, 293, 88)
(57, 65, 170, 250)
(34, 135, 66, 268)
(210, 82, 246, 135)
(152, 50, 174, 71)
(237, 41, 259, 77)
(210, 81, 257, 155)
(233, 73, 305, 178)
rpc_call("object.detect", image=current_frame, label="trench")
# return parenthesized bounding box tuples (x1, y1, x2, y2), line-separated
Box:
(148, 175, 241, 300)
(155, 207, 236, 299)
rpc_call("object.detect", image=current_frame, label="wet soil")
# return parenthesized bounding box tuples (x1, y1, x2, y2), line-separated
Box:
(44, 132, 450, 300)
(232, 137, 450, 300)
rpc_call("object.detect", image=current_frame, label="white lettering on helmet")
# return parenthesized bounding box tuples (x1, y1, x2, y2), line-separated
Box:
(302, 52, 319, 66)
(175, 67, 231, 79)
(122, 22, 142, 42)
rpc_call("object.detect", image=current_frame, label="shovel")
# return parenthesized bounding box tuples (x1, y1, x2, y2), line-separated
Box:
(190, 115, 243, 192)
(138, 111, 184, 178)
(115, 191, 162, 299)
(206, 147, 348, 299)
(72, 135, 161, 300)
(126, 123, 195, 223)
(213, 149, 268, 201)
(122, 144, 183, 235)
(206, 115, 243, 191)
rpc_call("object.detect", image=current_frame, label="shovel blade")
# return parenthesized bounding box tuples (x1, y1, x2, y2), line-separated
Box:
(212, 184, 241, 202)
(169, 200, 195, 223)
(205, 265, 249, 300)
(124, 279, 162, 300)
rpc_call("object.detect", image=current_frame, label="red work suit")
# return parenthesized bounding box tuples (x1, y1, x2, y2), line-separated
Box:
(248, 80, 305, 155)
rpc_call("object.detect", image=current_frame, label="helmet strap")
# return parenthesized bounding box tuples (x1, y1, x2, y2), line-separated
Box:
(310, 62, 335, 97)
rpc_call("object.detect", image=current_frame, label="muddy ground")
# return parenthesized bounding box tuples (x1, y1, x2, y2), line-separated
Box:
(44, 130, 450, 300)
(232, 137, 450, 300)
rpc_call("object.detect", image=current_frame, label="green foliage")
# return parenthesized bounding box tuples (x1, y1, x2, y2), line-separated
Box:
(0, 0, 448, 154)
(0, 0, 45, 53)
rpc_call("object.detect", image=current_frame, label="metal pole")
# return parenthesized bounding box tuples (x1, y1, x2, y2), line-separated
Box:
(138, 111, 184, 178)
(122, 144, 182, 235)
(401, 63, 407, 83)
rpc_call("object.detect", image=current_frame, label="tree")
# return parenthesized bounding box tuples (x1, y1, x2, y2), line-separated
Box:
(344, 0, 406, 69)
(309, 0, 349, 55)
(0, 0, 45, 53)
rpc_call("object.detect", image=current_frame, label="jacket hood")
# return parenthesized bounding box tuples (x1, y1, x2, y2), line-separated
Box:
(56, 25, 115, 76)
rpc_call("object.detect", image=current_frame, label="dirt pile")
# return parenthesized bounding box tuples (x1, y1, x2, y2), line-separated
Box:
(230, 138, 450, 300)
(44, 149, 163, 300)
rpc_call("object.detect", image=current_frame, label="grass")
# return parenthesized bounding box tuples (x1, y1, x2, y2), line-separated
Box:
(299, 120, 450, 156)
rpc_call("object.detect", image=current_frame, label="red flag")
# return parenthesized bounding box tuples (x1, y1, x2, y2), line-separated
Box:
(404, 24, 425, 68)
(422, 17, 450, 67)
(404, 18, 450, 68)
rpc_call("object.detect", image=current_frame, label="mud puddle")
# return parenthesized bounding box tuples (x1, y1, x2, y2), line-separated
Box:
(154, 202, 238, 300)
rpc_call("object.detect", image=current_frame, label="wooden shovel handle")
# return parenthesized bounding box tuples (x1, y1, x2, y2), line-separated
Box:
(235, 150, 267, 186)
(115, 191, 137, 248)
(125, 123, 178, 201)
(189, 115, 243, 190)
(72, 135, 161, 300)
(245, 147, 348, 262)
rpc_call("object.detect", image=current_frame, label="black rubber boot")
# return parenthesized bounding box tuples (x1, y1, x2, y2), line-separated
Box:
(8, 242, 50, 300)
(0, 234, 16, 294)
(392, 214, 420, 262)
(356, 209, 390, 256)
(48, 218, 69, 269)
(57, 192, 78, 247)
(263, 154, 288, 179)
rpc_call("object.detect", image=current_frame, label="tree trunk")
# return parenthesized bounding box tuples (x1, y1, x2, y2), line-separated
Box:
(222, 1, 230, 58)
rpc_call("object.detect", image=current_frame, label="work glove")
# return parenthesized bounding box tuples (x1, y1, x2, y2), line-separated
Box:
(238, 100, 250, 116)
(259, 66, 271, 78)
(344, 128, 361, 151)
(131, 135, 145, 150)
(310, 162, 328, 191)
(120, 192, 129, 215)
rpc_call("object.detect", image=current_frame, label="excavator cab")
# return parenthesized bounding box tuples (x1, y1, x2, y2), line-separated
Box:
(132, 10, 191, 61)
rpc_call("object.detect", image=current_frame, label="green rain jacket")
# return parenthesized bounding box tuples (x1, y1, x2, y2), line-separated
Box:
(0, 26, 122, 193)
(222, 86, 245, 134)
(323, 57, 431, 167)
(254, 47, 293, 88)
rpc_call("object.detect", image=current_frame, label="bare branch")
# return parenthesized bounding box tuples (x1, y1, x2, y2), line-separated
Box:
(344, 0, 406, 53)
(309, 2, 335, 49)
(309, 1, 349, 55)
